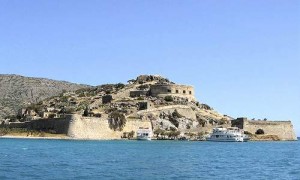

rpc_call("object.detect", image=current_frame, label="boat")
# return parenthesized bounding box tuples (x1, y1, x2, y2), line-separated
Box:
(206, 127, 248, 142)
(137, 128, 152, 141)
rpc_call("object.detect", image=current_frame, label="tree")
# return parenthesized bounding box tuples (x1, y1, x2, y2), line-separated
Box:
(154, 129, 163, 137)
(83, 106, 89, 117)
(115, 83, 125, 89)
(164, 96, 173, 102)
(108, 111, 127, 131)
(128, 131, 135, 139)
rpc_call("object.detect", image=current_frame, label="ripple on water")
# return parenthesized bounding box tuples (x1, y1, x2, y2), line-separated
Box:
(0, 139, 299, 179)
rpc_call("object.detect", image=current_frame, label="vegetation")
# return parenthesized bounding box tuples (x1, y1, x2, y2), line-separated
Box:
(137, 84, 149, 90)
(83, 107, 89, 117)
(166, 130, 180, 139)
(48, 114, 56, 118)
(122, 131, 135, 139)
(164, 96, 173, 102)
(154, 129, 164, 137)
(128, 131, 135, 139)
(197, 118, 206, 127)
(115, 83, 125, 89)
(65, 107, 76, 114)
(108, 111, 127, 131)
(218, 118, 227, 125)
(137, 97, 144, 101)
(244, 131, 252, 135)
(154, 128, 180, 139)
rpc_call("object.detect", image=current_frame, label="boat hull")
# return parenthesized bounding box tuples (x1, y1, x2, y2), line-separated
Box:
(206, 138, 244, 142)
(137, 136, 152, 141)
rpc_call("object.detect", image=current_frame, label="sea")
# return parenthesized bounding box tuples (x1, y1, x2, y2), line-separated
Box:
(0, 138, 299, 180)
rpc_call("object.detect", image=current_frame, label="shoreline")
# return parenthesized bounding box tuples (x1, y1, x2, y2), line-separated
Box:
(1, 135, 298, 141)
(0, 135, 71, 140)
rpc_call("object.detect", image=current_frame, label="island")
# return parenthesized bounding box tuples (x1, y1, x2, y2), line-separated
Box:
(0, 75, 297, 141)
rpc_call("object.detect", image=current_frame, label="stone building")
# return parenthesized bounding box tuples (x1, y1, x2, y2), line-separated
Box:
(231, 117, 297, 140)
(150, 84, 195, 101)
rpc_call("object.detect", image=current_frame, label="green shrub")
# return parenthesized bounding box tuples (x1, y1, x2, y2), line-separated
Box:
(115, 83, 125, 89)
(128, 131, 135, 139)
(137, 84, 149, 90)
(164, 96, 173, 102)
(137, 97, 144, 101)
(65, 107, 76, 114)
(108, 111, 127, 131)
(154, 129, 164, 137)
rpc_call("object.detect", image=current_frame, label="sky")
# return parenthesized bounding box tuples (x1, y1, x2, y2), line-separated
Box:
(0, 0, 299, 136)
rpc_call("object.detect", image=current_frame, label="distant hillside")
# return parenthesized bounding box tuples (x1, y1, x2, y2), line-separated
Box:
(0, 74, 89, 119)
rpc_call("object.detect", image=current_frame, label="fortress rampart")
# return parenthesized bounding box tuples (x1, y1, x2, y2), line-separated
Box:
(232, 118, 297, 140)
(67, 115, 151, 139)
(20, 114, 151, 140)
(150, 84, 195, 101)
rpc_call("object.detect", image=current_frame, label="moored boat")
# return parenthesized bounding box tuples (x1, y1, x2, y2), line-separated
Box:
(137, 128, 152, 141)
(206, 127, 248, 142)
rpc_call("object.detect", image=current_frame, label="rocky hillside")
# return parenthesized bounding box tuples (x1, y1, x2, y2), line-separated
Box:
(7, 75, 233, 139)
(0, 74, 89, 119)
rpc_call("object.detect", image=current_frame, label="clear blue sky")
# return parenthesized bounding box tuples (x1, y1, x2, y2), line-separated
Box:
(0, 0, 299, 136)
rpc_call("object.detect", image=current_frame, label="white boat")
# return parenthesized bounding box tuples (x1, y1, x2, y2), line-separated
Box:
(206, 127, 248, 142)
(137, 128, 152, 141)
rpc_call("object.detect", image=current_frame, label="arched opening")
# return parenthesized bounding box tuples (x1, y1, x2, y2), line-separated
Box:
(255, 129, 265, 135)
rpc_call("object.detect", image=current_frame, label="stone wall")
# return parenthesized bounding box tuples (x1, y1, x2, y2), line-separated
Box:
(129, 90, 149, 97)
(9, 114, 151, 140)
(137, 105, 197, 120)
(28, 117, 70, 134)
(150, 84, 195, 101)
(67, 114, 152, 140)
(232, 118, 297, 140)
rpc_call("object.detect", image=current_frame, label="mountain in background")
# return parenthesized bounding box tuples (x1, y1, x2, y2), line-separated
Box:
(0, 74, 89, 119)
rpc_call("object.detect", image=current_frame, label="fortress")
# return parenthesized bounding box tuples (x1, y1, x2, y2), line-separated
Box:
(150, 84, 195, 101)
(130, 83, 196, 102)
(232, 118, 297, 140)
(0, 75, 297, 141)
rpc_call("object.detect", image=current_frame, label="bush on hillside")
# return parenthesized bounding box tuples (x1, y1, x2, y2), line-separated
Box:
(164, 96, 173, 102)
(108, 111, 127, 131)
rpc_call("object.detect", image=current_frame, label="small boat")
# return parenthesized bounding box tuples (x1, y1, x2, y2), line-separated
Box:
(137, 128, 152, 141)
(206, 127, 248, 142)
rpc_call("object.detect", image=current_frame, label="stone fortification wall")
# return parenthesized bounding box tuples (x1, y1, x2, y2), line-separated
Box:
(137, 105, 197, 120)
(67, 115, 152, 140)
(150, 84, 195, 101)
(232, 118, 297, 140)
(28, 117, 70, 134)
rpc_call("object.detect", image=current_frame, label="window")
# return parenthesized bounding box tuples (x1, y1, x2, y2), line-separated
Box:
(167, 89, 171, 93)
(183, 90, 186, 94)
(176, 90, 179, 93)
(189, 91, 192, 95)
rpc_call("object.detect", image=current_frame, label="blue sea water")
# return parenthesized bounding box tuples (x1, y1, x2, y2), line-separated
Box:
(0, 139, 299, 180)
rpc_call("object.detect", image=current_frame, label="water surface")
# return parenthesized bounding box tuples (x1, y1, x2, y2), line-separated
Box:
(0, 139, 299, 179)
